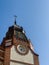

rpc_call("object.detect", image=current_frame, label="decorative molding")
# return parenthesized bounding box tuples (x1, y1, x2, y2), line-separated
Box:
(0, 57, 4, 59)
(10, 59, 34, 65)
(5, 39, 12, 42)
(5, 42, 12, 46)
(0, 50, 4, 52)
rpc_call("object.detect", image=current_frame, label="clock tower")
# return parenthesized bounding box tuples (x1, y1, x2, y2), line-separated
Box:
(0, 19, 39, 65)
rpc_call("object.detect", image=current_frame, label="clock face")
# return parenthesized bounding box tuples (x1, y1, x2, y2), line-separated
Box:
(16, 44, 28, 55)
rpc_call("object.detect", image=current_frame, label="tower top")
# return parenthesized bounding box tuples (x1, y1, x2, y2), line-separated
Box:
(14, 15, 17, 25)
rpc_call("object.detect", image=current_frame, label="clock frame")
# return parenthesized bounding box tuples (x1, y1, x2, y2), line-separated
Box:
(15, 43, 29, 55)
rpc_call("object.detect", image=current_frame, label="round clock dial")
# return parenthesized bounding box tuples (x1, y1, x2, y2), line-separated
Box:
(17, 45, 26, 53)
(16, 44, 28, 55)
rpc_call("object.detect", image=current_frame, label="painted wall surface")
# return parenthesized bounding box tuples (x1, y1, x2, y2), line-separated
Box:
(10, 46, 34, 64)
(10, 62, 26, 65)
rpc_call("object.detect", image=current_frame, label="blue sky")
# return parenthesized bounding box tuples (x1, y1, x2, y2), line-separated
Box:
(0, 0, 49, 65)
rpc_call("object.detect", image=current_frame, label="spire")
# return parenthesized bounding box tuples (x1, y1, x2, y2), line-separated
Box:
(14, 15, 17, 25)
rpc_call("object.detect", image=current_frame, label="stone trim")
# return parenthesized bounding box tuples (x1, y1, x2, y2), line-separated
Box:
(10, 59, 34, 65)
(0, 50, 4, 52)
(0, 56, 4, 59)
(5, 39, 12, 43)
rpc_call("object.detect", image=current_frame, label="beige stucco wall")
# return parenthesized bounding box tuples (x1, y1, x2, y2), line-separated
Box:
(10, 62, 25, 65)
(10, 46, 34, 64)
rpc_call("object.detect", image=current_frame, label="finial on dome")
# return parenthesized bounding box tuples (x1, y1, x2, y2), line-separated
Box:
(14, 15, 17, 25)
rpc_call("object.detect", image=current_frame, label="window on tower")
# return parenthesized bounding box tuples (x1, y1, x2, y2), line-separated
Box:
(15, 31, 27, 41)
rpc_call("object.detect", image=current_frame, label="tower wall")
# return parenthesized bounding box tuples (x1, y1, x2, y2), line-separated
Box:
(10, 46, 34, 65)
